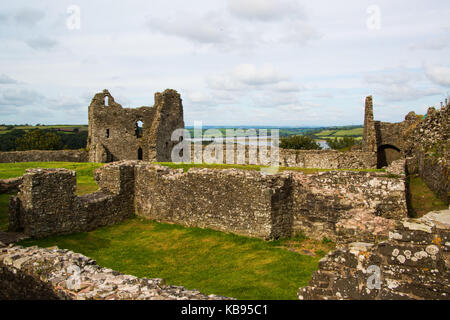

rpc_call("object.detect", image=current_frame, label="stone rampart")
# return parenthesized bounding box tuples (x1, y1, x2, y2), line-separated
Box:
(8, 163, 135, 238)
(191, 144, 377, 169)
(0, 150, 88, 163)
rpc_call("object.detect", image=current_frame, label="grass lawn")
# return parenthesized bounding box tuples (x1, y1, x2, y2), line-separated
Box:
(408, 174, 447, 217)
(19, 217, 332, 300)
(0, 162, 103, 195)
(0, 193, 11, 231)
(0, 161, 337, 299)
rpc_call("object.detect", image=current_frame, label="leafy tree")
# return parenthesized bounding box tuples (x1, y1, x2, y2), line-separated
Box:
(15, 129, 62, 151)
(326, 137, 358, 151)
(0, 129, 26, 151)
(280, 135, 322, 150)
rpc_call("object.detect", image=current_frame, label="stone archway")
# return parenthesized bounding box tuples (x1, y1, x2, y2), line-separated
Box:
(377, 144, 401, 168)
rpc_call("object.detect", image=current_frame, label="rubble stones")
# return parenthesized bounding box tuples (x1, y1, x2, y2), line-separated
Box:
(298, 210, 450, 300)
(0, 245, 232, 300)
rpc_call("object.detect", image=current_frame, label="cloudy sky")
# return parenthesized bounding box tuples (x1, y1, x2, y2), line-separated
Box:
(0, 0, 449, 126)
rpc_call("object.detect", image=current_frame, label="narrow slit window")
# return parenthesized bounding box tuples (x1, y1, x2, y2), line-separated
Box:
(135, 120, 143, 138)
(106, 129, 110, 138)
(138, 147, 143, 160)
(104, 96, 109, 106)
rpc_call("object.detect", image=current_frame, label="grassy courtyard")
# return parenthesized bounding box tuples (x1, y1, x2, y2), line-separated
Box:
(408, 174, 447, 217)
(0, 161, 333, 299)
(0, 161, 446, 299)
(0, 162, 103, 195)
(19, 218, 331, 299)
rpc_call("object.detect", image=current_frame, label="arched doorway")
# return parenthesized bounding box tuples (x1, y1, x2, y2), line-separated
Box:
(138, 147, 143, 160)
(377, 144, 401, 168)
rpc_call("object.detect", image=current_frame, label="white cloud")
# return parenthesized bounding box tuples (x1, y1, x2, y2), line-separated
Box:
(204, 63, 305, 111)
(207, 64, 291, 91)
(147, 11, 231, 44)
(364, 69, 442, 102)
(425, 64, 450, 87)
(14, 7, 45, 27)
(232, 64, 288, 85)
(228, 0, 303, 21)
(145, 1, 317, 49)
(0, 88, 43, 107)
(25, 36, 58, 50)
(0, 74, 18, 84)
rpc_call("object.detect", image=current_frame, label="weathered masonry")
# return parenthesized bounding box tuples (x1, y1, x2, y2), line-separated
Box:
(8, 161, 408, 242)
(87, 89, 184, 163)
(0, 244, 231, 300)
(299, 210, 450, 300)
(362, 96, 448, 204)
(8, 165, 135, 238)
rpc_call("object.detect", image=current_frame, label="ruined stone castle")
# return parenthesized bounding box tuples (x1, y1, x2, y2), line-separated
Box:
(87, 89, 184, 163)
(0, 90, 448, 300)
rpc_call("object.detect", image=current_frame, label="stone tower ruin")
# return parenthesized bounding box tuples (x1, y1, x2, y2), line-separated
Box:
(87, 89, 184, 163)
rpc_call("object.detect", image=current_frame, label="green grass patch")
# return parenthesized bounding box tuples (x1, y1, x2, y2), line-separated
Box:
(408, 174, 447, 217)
(0, 162, 103, 195)
(315, 127, 363, 138)
(0, 193, 11, 231)
(19, 217, 325, 300)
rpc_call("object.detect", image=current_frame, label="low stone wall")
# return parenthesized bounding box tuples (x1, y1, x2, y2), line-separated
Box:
(0, 243, 230, 300)
(134, 165, 293, 239)
(8, 161, 408, 242)
(8, 163, 134, 238)
(0, 150, 88, 163)
(134, 162, 407, 241)
(279, 149, 377, 169)
(0, 177, 22, 194)
(298, 210, 450, 300)
(191, 145, 377, 169)
(290, 167, 407, 241)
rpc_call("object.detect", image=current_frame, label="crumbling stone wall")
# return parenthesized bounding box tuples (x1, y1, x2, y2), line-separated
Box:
(0, 243, 231, 300)
(87, 89, 184, 163)
(134, 163, 407, 240)
(8, 163, 135, 238)
(361, 96, 422, 167)
(298, 210, 450, 300)
(134, 164, 293, 239)
(0, 177, 22, 194)
(0, 150, 88, 163)
(405, 105, 449, 204)
(362, 96, 377, 153)
(8, 162, 408, 241)
(191, 144, 377, 169)
(290, 166, 408, 241)
(361, 96, 448, 203)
